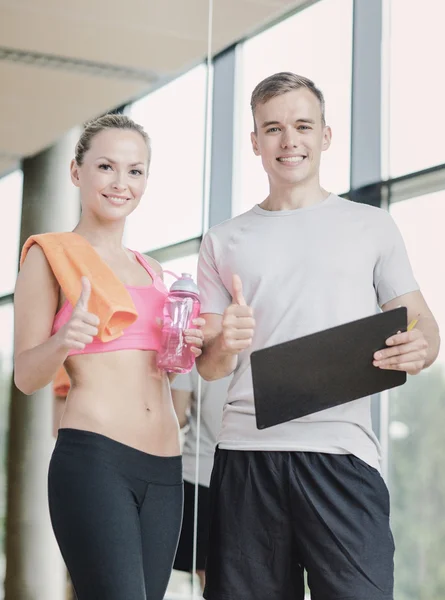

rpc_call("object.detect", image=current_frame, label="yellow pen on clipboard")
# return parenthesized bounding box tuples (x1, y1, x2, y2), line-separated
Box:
(407, 318, 418, 331)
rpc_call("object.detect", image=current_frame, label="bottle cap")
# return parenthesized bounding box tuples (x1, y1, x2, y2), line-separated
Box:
(170, 273, 200, 295)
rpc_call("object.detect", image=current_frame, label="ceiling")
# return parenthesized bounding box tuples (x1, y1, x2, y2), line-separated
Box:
(0, 0, 309, 177)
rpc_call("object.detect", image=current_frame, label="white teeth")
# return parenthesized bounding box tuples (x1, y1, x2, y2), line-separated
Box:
(106, 196, 127, 204)
(278, 156, 305, 163)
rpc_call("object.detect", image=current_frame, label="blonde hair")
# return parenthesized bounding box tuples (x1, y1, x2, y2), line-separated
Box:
(251, 72, 326, 130)
(75, 114, 151, 166)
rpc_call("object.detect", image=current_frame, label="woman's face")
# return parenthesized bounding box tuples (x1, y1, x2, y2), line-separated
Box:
(71, 128, 149, 222)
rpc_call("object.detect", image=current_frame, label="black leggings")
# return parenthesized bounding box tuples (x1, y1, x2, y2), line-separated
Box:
(48, 428, 183, 600)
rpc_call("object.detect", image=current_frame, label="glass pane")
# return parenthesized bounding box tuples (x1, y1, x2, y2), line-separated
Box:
(387, 0, 445, 177)
(0, 303, 14, 577)
(161, 253, 199, 286)
(233, 0, 353, 216)
(388, 191, 445, 600)
(0, 170, 23, 296)
(125, 66, 206, 252)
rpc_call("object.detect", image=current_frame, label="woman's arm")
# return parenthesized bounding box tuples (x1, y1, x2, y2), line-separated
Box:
(14, 246, 99, 394)
(14, 245, 69, 394)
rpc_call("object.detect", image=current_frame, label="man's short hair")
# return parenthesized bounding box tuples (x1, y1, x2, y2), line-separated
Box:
(250, 72, 326, 130)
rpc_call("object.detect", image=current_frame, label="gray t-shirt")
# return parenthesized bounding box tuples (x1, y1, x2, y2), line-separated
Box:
(172, 368, 230, 486)
(197, 194, 419, 471)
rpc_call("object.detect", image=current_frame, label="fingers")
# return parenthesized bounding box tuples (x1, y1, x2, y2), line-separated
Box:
(76, 277, 91, 311)
(223, 312, 255, 330)
(375, 354, 426, 374)
(376, 350, 425, 366)
(227, 316, 255, 328)
(374, 338, 428, 361)
(232, 274, 246, 306)
(223, 284, 255, 353)
(181, 317, 206, 359)
(73, 277, 99, 327)
(191, 317, 206, 328)
(223, 338, 253, 352)
(385, 328, 423, 347)
(223, 319, 254, 352)
(184, 331, 204, 345)
(63, 331, 95, 350)
(82, 312, 100, 327)
(56, 278, 100, 351)
(81, 323, 99, 337)
(374, 349, 427, 368)
(374, 328, 428, 374)
(64, 320, 98, 342)
(73, 333, 95, 346)
(224, 328, 254, 341)
(374, 329, 428, 371)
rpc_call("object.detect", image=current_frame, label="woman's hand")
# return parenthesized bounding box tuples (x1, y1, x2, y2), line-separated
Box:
(55, 277, 99, 351)
(184, 317, 206, 358)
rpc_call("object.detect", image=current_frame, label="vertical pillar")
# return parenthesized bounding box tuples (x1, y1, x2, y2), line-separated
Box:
(208, 46, 237, 227)
(350, 0, 383, 194)
(350, 0, 385, 456)
(5, 127, 80, 600)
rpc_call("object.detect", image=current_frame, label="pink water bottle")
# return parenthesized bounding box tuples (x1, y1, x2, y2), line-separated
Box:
(157, 273, 201, 374)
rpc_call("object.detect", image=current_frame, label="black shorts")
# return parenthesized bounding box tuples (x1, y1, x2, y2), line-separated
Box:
(204, 449, 394, 600)
(174, 480, 210, 572)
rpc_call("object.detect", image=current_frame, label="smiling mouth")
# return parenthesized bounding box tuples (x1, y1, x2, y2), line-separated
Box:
(102, 194, 130, 205)
(277, 156, 306, 164)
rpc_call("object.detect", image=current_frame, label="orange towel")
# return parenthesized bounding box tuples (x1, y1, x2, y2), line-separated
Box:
(20, 232, 138, 342)
(53, 366, 70, 398)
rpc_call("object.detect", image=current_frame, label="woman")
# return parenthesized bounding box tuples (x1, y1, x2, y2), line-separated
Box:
(14, 114, 204, 600)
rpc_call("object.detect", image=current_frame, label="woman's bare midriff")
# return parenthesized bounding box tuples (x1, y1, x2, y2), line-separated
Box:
(60, 350, 180, 457)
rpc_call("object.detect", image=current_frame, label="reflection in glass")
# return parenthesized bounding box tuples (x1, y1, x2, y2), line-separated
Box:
(0, 171, 23, 296)
(386, 0, 445, 177)
(233, 0, 353, 215)
(125, 66, 206, 253)
(388, 191, 445, 600)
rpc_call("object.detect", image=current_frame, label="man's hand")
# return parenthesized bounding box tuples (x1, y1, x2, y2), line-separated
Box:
(221, 274, 255, 354)
(373, 328, 429, 375)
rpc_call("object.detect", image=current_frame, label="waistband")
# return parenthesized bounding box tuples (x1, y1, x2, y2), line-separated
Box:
(54, 428, 183, 485)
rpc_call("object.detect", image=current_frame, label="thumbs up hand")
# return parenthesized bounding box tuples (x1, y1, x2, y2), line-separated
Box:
(221, 274, 255, 354)
(55, 277, 100, 351)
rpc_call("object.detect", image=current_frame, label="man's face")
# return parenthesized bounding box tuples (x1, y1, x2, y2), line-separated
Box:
(251, 88, 331, 188)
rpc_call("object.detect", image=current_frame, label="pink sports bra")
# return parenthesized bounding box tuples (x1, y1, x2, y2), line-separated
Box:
(51, 251, 168, 357)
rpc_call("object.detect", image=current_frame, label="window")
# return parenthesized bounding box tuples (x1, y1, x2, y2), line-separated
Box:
(233, 0, 353, 215)
(386, 0, 445, 177)
(388, 191, 445, 600)
(0, 303, 14, 570)
(161, 254, 199, 287)
(0, 170, 23, 296)
(125, 66, 207, 252)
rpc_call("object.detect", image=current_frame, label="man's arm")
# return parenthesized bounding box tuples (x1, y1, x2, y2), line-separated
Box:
(171, 389, 192, 428)
(196, 314, 238, 381)
(197, 275, 255, 381)
(373, 290, 440, 373)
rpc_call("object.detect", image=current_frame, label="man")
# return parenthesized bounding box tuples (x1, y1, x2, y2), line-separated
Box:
(171, 367, 230, 591)
(196, 72, 440, 600)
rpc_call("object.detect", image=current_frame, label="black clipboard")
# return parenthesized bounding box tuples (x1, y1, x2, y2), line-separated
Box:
(251, 307, 407, 430)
